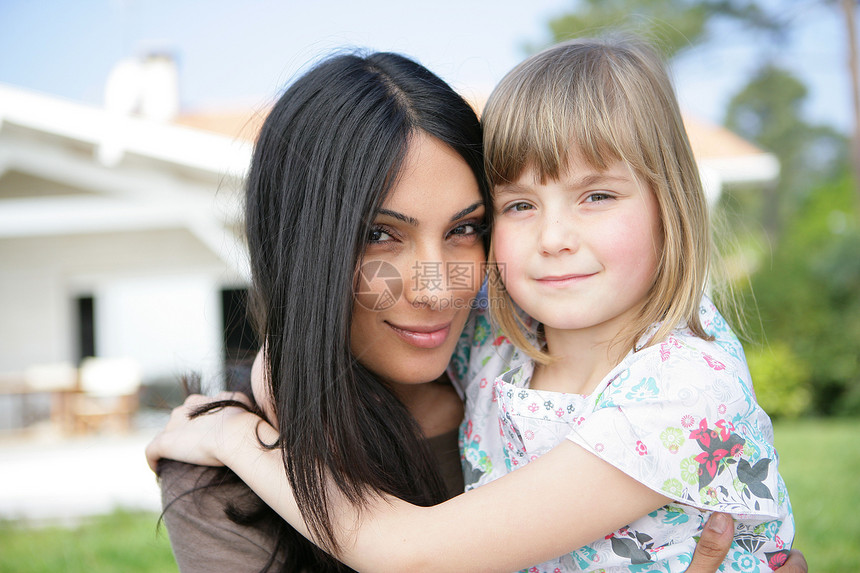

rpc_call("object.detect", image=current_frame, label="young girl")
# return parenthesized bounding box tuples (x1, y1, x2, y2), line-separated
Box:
(148, 37, 795, 572)
(451, 36, 794, 571)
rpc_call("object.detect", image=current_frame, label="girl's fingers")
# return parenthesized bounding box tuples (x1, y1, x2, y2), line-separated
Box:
(214, 391, 253, 407)
(183, 393, 211, 407)
(145, 430, 173, 473)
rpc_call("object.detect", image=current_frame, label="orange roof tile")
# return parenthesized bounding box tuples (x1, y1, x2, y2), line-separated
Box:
(176, 109, 267, 142)
(682, 115, 766, 159)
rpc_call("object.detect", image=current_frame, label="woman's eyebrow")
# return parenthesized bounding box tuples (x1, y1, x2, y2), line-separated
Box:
(375, 201, 484, 226)
(376, 208, 418, 226)
(449, 201, 484, 222)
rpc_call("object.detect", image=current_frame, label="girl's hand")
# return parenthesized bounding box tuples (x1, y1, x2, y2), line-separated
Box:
(145, 392, 267, 472)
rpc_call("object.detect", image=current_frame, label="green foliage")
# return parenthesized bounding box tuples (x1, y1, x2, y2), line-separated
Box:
(544, 0, 708, 57)
(774, 418, 860, 572)
(539, 0, 781, 58)
(747, 342, 811, 418)
(0, 509, 177, 573)
(725, 64, 849, 235)
(725, 64, 809, 145)
(743, 174, 860, 416)
(715, 44, 855, 419)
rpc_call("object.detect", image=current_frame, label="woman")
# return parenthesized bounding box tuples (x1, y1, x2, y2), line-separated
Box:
(151, 50, 804, 572)
(159, 49, 485, 573)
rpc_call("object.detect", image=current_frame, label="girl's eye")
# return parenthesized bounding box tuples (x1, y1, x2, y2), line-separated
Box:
(585, 192, 613, 203)
(504, 201, 534, 213)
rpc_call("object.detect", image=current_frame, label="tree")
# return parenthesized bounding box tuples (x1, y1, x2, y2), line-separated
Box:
(539, 0, 782, 58)
(745, 173, 860, 416)
(725, 64, 849, 237)
(838, 0, 860, 215)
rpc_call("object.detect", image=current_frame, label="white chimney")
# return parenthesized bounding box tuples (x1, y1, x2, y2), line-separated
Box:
(104, 57, 144, 116)
(99, 52, 180, 166)
(104, 52, 179, 122)
(140, 52, 179, 122)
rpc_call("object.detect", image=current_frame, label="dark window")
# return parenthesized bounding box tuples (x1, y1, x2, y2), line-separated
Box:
(76, 295, 96, 363)
(221, 288, 258, 392)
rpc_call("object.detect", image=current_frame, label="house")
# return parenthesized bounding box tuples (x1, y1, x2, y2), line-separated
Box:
(0, 56, 779, 422)
(683, 114, 779, 204)
(0, 56, 255, 412)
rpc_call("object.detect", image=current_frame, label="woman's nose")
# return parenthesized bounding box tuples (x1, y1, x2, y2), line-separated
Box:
(403, 256, 476, 310)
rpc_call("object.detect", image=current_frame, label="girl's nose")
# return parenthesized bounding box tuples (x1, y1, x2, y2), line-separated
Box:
(538, 214, 578, 256)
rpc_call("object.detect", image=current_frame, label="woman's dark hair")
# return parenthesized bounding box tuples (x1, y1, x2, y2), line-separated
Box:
(239, 51, 487, 570)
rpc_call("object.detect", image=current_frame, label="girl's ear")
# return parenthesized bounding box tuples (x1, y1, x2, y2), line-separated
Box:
(251, 346, 277, 425)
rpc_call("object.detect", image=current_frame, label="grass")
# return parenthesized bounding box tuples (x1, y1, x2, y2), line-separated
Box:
(0, 509, 176, 573)
(0, 419, 856, 571)
(773, 417, 860, 572)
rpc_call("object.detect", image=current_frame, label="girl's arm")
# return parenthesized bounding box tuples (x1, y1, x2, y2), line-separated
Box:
(146, 398, 808, 573)
(149, 397, 664, 572)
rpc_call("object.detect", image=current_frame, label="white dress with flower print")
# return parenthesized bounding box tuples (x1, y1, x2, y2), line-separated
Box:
(448, 297, 794, 572)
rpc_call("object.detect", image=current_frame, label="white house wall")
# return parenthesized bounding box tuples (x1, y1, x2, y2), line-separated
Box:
(0, 85, 254, 390)
(96, 275, 222, 385)
(0, 267, 69, 374)
(0, 229, 242, 382)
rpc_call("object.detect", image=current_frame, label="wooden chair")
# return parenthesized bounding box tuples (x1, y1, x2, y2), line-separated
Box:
(23, 362, 79, 431)
(71, 357, 142, 434)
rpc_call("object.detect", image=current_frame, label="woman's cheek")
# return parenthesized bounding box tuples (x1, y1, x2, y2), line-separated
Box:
(251, 348, 278, 425)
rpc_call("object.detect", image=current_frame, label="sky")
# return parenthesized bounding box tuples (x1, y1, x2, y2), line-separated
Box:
(0, 0, 852, 134)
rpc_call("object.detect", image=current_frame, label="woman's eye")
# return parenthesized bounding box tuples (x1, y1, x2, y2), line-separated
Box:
(368, 227, 393, 243)
(447, 221, 486, 244)
(450, 223, 476, 236)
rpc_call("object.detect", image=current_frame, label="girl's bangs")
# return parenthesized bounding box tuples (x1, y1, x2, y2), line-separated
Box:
(486, 66, 638, 188)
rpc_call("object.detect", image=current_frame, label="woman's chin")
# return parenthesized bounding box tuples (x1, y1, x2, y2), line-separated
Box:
(379, 357, 450, 388)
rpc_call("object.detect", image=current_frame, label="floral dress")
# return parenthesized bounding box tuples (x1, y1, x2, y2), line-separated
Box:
(448, 297, 794, 572)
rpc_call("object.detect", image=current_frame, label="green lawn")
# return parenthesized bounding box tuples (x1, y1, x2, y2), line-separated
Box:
(0, 509, 176, 573)
(0, 418, 856, 571)
(773, 417, 860, 572)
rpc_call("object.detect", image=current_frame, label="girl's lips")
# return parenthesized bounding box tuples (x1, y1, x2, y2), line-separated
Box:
(536, 273, 597, 287)
(386, 322, 452, 349)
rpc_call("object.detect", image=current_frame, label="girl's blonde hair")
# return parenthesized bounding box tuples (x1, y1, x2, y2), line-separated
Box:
(483, 36, 712, 363)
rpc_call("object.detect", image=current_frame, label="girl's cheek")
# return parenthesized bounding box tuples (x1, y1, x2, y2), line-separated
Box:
(491, 225, 514, 265)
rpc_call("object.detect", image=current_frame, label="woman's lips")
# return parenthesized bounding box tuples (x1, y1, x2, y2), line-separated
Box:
(386, 322, 452, 349)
